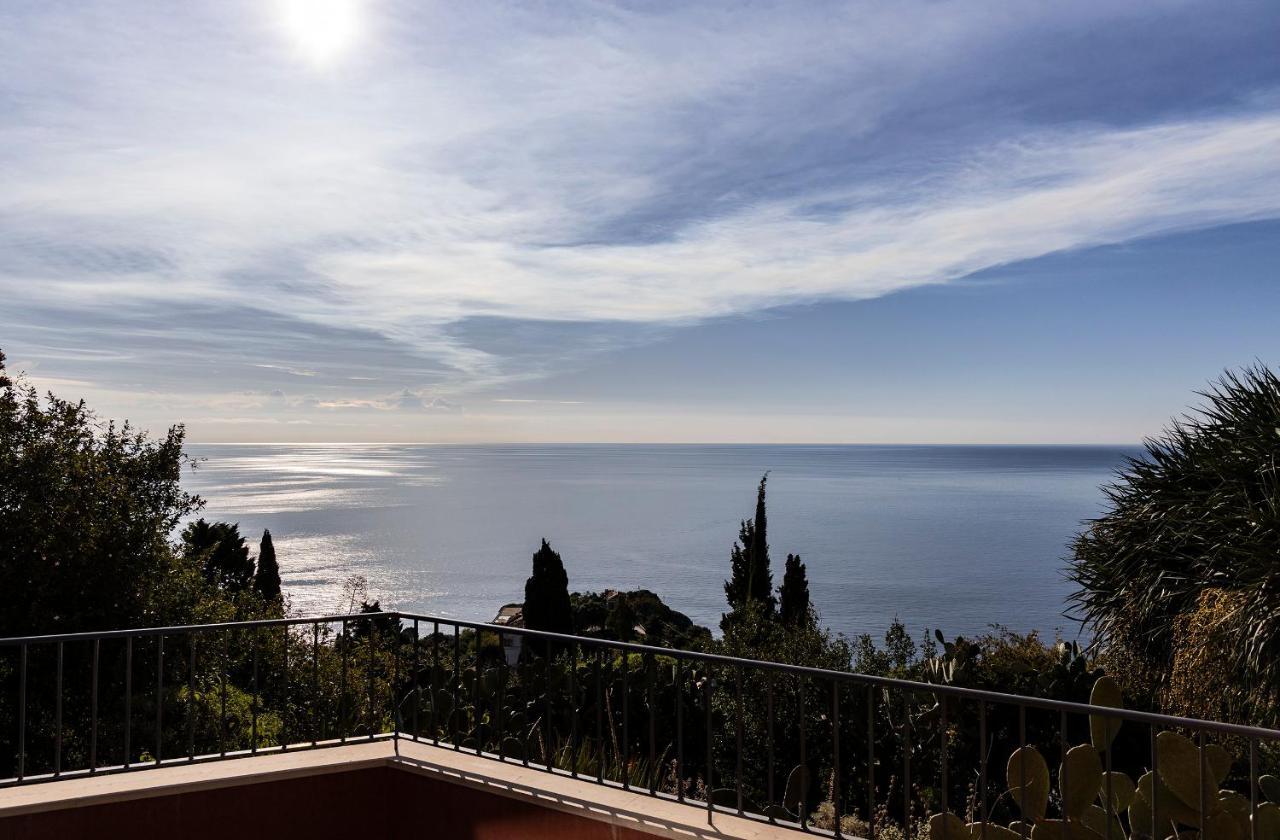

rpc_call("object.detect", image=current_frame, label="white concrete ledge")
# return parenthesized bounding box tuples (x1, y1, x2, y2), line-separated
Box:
(0, 737, 807, 839)
(0, 738, 392, 818)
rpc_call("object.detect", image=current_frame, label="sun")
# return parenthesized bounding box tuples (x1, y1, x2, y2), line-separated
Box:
(276, 0, 362, 66)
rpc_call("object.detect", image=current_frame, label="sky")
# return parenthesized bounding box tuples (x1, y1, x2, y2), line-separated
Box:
(1, 0, 1279, 444)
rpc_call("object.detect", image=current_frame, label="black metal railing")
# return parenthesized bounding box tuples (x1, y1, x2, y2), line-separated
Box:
(4, 611, 1280, 840)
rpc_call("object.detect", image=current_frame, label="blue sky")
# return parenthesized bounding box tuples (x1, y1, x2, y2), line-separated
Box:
(1, 0, 1278, 442)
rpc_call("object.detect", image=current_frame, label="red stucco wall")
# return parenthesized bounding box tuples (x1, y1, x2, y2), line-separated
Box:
(0, 767, 661, 840)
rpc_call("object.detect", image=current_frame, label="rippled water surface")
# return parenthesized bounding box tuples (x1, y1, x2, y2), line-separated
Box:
(182, 444, 1137, 639)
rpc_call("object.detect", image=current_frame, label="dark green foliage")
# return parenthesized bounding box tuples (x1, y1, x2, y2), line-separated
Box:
(778, 553, 811, 627)
(0, 349, 205, 636)
(722, 474, 777, 630)
(570, 589, 712, 649)
(1068, 365, 1280, 718)
(604, 592, 637, 642)
(0, 350, 299, 780)
(254, 529, 282, 602)
(523, 539, 573, 634)
(182, 519, 255, 594)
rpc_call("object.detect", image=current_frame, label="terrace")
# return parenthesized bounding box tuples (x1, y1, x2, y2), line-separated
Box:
(2, 613, 1278, 840)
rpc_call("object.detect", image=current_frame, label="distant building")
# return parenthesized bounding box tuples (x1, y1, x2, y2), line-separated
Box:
(492, 603, 524, 666)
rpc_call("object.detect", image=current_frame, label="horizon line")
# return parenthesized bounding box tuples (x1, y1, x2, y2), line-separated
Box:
(184, 440, 1145, 447)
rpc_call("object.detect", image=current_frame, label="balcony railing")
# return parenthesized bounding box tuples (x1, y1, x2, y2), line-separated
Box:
(3, 611, 1280, 840)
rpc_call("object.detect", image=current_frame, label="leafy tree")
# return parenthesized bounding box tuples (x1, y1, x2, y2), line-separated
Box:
(570, 589, 712, 649)
(0, 349, 206, 636)
(254, 528, 282, 602)
(778, 553, 812, 627)
(722, 474, 776, 630)
(1068, 365, 1280, 722)
(604, 592, 638, 642)
(523, 539, 573, 634)
(182, 519, 255, 594)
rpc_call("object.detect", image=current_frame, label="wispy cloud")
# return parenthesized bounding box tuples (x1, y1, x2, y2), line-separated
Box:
(253, 363, 318, 377)
(1, 0, 1278, 433)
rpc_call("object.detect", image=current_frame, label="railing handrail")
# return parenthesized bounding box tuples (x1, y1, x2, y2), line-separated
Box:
(4, 609, 1280, 741)
(395, 610, 1280, 740)
(0, 612, 378, 646)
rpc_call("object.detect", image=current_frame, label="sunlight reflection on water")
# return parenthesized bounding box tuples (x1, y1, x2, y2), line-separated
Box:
(183, 444, 1136, 638)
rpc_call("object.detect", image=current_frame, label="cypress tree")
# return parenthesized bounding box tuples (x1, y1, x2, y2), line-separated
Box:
(182, 519, 254, 593)
(723, 474, 777, 620)
(254, 529, 282, 602)
(779, 553, 811, 627)
(523, 539, 573, 635)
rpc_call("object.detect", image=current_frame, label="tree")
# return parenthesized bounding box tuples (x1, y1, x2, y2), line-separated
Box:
(523, 539, 573, 635)
(0, 348, 206, 636)
(254, 529, 282, 602)
(182, 519, 254, 594)
(722, 474, 777, 630)
(1068, 365, 1280, 722)
(605, 592, 638, 642)
(778, 553, 811, 627)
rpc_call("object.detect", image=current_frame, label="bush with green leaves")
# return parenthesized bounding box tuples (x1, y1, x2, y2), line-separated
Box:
(1068, 366, 1280, 723)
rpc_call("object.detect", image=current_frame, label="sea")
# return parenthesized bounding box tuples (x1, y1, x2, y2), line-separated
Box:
(181, 444, 1139, 642)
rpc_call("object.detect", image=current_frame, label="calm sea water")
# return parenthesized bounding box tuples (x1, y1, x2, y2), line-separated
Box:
(181, 444, 1137, 641)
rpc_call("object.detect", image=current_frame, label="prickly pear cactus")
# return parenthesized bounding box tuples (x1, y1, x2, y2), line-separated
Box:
(1089, 677, 1124, 753)
(1061, 744, 1104, 819)
(1009, 745, 1051, 821)
(928, 676, 1265, 840)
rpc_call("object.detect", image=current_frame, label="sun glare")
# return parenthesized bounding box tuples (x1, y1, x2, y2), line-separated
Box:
(276, 0, 361, 66)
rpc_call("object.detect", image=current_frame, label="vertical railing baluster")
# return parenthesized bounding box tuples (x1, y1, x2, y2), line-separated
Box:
(1250, 738, 1258, 840)
(735, 665, 744, 815)
(519, 632, 529, 768)
(1060, 710, 1068, 840)
(282, 625, 289, 751)
(124, 637, 132, 768)
(800, 675, 808, 830)
(595, 647, 603, 784)
(979, 701, 988, 840)
(1018, 704, 1027, 840)
(543, 636, 553, 770)
(452, 627, 460, 751)
(832, 680, 842, 839)
(367, 621, 376, 741)
(903, 692, 912, 840)
(867, 684, 876, 840)
(705, 667, 713, 825)
(1104, 712, 1112, 840)
(154, 635, 163, 765)
(941, 695, 949, 828)
(1151, 725, 1159, 840)
(54, 641, 63, 777)
(473, 630, 482, 756)
(431, 621, 439, 746)
(498, 631, 507, 761)
(570, 642, 579, 777)
(251, 631, 258, 754)
(90, 639, 99, 773)
(17, 644, 27, 781)
(1198, 730, 1207, 840)
(340, 620, 349, 744)
(187, 633, 196, 761)
(676, 658, 685, 802)
(648, 652, 656, 795)
(312, 622, 320, 746)
(412, 620, 420, 740)
(220, 631, 228, 756)
(767, 676, 775, 818)
(621, 648, 630, 790)
(389, 620, 398, 741)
